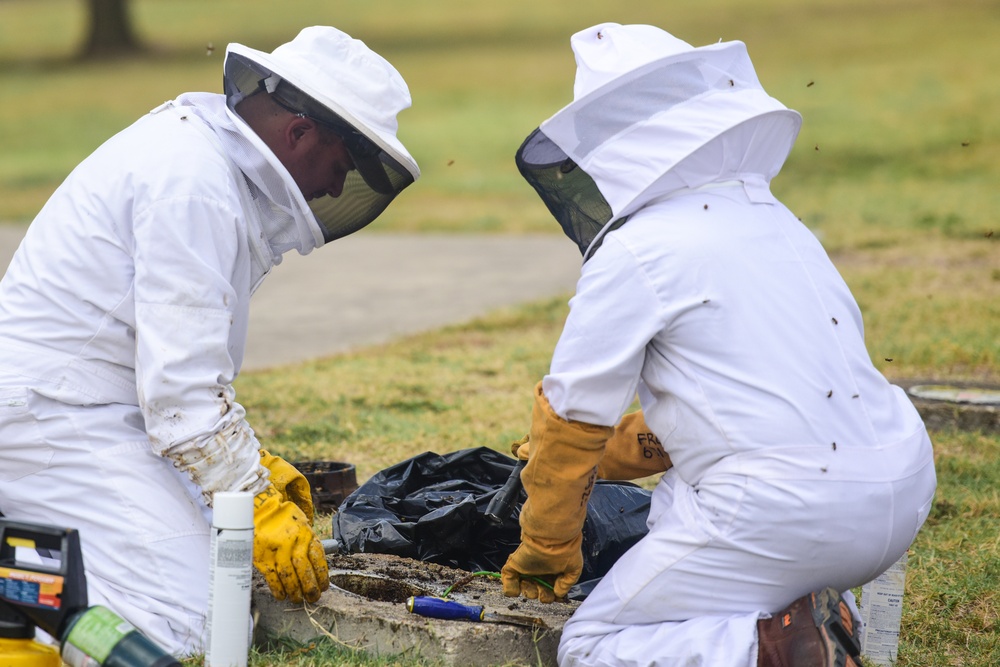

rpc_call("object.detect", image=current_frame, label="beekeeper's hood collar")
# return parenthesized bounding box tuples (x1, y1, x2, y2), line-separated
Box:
(516, 23, 802, 261)
(223, 26, 420, 248)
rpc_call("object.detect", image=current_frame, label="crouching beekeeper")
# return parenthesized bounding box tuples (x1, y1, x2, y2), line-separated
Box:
(0, 26, 419, 655)
(500, 23, 936, 667)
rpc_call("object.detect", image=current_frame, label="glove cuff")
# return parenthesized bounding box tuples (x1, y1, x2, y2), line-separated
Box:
(254, 485, 280, 508)
(518, 383, 612, 543)
(597, 411, 672, 480)
(531, 382, 613, 449)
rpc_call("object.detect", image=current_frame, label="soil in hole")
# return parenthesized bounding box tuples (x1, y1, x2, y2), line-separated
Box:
(329, 573, 429, 603)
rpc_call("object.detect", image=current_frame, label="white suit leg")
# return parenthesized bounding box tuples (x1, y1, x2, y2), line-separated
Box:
(559, 463, 935, 667)
(561, 612, 761, 667)
(0, 389, 213, 656)
(560, 470, 762, 667)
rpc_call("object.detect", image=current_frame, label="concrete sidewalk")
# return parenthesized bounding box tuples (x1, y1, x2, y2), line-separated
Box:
(0, 225, 581, 370)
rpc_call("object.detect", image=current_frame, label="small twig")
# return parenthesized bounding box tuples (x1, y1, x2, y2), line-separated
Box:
(442, 570, 500, 597)
(302, 603, 366, 651)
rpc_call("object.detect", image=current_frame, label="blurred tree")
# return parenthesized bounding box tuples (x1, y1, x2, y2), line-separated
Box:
(81, 0, 143, 58)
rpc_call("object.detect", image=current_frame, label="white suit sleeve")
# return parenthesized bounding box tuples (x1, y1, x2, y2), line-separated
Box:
(543, 235, 667, 426)
(132, 193, 266, 504)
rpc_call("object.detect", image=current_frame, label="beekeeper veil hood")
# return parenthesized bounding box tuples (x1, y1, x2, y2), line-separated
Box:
(224, 26, 420, 247)
(516, 23, 801, 261)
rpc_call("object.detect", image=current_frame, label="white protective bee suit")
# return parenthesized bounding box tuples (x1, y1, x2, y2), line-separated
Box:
(513, 24, 937, 666)
(0, 27, 418, 654)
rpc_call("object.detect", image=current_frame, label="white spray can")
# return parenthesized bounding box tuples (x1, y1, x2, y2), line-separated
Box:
(859, 552, 908, 665)
(206, 492, 254, 667)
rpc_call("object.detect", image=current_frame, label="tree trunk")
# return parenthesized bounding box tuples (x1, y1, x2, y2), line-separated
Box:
(81, 0, 142, 59)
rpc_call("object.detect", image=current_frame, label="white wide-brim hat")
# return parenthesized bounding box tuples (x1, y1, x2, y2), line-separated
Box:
(541, 22, 801, 223)
(223, 27, 420, 244)
(226, 26, 418, 182)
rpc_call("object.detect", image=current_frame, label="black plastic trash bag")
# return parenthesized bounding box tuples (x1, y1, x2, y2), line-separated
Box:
(333, 446, 652, 591)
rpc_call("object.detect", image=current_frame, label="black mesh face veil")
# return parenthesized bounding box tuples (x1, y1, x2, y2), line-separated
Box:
(224, 52, 416, 243)
(515, 128, 625, 262)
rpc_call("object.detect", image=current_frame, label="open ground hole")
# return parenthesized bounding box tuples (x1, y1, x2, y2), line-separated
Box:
(328, 572, 431, 603)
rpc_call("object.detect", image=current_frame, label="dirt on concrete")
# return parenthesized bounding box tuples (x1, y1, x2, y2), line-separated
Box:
(253, 551, 580, 667)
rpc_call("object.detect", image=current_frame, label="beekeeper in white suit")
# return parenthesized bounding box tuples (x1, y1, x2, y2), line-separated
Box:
(501, 23, 936, 667)
(0, 26, 418, 655)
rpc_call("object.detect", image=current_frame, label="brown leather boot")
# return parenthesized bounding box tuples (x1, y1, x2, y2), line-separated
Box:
(757, 587, 862, 666)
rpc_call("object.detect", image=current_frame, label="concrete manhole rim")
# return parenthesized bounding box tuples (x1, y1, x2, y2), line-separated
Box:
(907, 383, 1000, 406)
(896, 379, 1000, 434)
(252, 553, 576, 667)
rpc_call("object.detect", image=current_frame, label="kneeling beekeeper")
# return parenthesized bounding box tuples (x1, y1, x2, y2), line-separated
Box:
(500, 23, 937, 667)
(0, 27, 419, 654)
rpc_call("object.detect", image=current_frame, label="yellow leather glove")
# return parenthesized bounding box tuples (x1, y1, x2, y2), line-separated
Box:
(511, 410, 672, 481)
(594, 411, 672, 480)
(259, 449, 315, 524)
(253, 486, 330, 604)
(501, 382, 612, 603)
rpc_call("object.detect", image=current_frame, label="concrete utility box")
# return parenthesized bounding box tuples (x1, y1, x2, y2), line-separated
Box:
(902, 380, 1000, 433)
(253, 552, 580, 667)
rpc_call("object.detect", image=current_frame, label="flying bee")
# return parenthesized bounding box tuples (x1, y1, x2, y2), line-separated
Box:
(206, 42, 215, 56)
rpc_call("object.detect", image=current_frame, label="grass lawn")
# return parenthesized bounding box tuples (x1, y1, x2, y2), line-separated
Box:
(1, 0, 997, 665)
